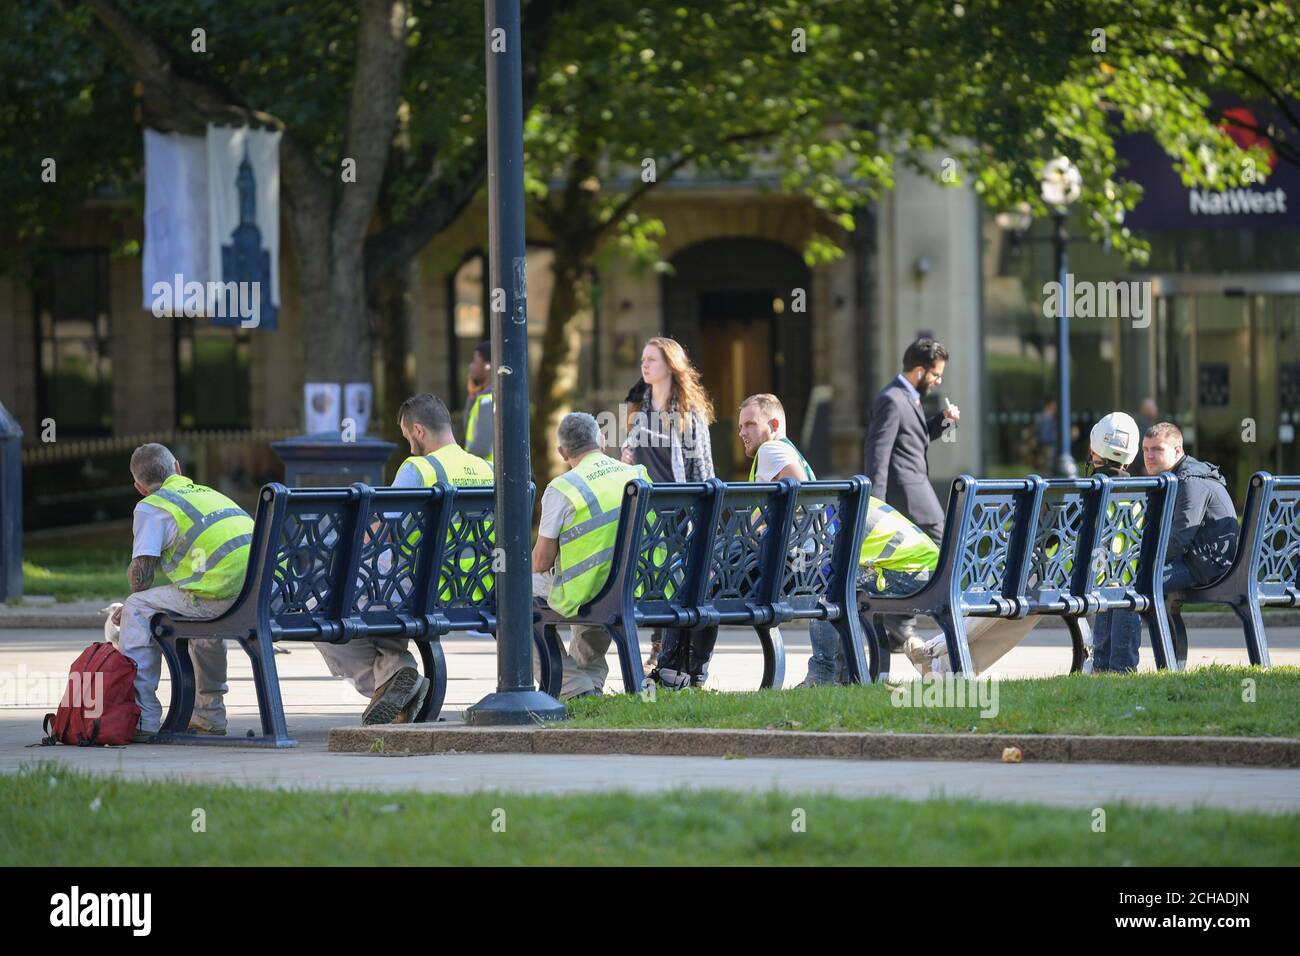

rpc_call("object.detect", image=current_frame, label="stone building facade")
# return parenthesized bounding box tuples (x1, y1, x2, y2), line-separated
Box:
(1, 165, 985, 527)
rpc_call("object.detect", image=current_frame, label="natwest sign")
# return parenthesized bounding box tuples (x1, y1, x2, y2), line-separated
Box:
(1188, 185, 1288, 217)
(1117, 102, 1300, 230)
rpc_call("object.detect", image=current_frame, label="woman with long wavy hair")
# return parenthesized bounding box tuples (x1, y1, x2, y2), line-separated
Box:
(619, 336, 717, 685)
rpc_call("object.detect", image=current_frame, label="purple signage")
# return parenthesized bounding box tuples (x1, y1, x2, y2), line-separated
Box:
(1116, 103, 1300, 231)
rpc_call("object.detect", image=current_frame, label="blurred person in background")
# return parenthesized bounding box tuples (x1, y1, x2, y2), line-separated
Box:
(620, 337, 716, 676)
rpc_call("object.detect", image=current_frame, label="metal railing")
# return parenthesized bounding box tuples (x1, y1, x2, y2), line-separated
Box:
(21, 428, 296, 465)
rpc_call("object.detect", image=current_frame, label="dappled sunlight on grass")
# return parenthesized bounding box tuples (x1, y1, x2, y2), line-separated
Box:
(563, 666, 1300, 738)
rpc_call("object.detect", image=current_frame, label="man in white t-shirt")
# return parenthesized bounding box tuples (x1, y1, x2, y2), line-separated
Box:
(117, 443, 252, 739)
(740, 394, 814, 483)
(531, 413, 648, 699)
(735, 393, 846, 685)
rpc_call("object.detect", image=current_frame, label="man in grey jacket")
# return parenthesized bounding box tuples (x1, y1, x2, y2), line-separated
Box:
(1141, 422, 1239, 591)
(864, 338, 960, 645)
(1093, 421, 1241, 673)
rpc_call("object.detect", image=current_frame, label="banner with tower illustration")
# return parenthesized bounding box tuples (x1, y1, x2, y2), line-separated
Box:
(142, 125, 281, 331)
(206, 124, 281, 330)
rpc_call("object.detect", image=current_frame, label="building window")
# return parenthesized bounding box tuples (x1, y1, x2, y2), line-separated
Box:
(174, 319, 252, 429)
(446, 246, 572, 411)
(447, 251, 488, 412)
(34, 249, 113, 436)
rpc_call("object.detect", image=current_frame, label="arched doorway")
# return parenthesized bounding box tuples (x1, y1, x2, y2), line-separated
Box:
(661, 238, 813, 478)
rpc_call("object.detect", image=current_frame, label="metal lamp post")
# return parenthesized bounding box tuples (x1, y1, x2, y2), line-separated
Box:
(465, 0, 565, 725)
(1041, 157, 1082, 478)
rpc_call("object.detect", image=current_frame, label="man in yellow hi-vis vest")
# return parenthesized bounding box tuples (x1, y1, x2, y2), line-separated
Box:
(531, 412, 649, 699)
(114, 443, 253, 741)
(464, 341, 494, 463)
(315, 393, 493, 725)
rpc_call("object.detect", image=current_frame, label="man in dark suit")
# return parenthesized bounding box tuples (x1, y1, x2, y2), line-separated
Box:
(864, 338, 960, 645)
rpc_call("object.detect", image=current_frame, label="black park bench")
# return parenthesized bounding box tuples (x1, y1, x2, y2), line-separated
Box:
(532, 476, 871, 693)
(148, 481, 541, 747)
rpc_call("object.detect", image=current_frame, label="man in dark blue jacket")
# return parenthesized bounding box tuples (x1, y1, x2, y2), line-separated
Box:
(1141, 422, 1240, 592)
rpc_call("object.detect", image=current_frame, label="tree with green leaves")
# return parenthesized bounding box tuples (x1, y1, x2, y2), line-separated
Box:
(6, 0, 568, 393)
(519, 0, 1299, 476)
(5, 0, 1298, 482)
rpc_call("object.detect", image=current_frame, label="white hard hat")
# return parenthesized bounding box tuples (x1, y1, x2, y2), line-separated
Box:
(1090, 412, 1140, 466)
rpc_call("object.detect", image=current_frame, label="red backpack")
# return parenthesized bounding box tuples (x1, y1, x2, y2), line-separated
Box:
(42, 642, 142, 746)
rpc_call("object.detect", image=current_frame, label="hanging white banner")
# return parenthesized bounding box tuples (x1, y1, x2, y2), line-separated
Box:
(142, 129, 209, 313)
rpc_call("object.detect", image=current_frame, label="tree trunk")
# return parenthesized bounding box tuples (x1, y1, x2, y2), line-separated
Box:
(79, 0, 407, 403)
(373, 257, 416, 450)
(283, 197, 375, 389)
(530, 240, 593, 485)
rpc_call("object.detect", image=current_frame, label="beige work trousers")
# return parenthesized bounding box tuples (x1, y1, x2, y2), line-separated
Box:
(532, 571, 612, 699)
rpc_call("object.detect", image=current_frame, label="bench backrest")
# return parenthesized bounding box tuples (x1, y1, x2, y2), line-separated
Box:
(1249, 472, 1300, 600)
(252, 481, 514, 638)
(613, 479, 722, 626)
(1086, 474, 1177, 611)
(776, 478, 870, 616)
(263, 485, 365, 636)
(938, 476, 1044, 615)
(705, 481, 795, 613)
(1026, 477, 1101, 609)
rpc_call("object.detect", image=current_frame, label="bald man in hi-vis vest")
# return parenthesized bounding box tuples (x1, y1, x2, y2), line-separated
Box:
(115, 443, 254, 741)
(531, 412, 651, 699)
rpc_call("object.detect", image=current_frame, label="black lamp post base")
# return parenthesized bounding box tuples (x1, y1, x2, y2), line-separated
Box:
(464, 690, 567, 726)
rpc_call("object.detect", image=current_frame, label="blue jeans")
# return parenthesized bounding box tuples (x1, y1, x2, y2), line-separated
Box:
(1163, 559, 1198, 593)
(806, 567, 929, 684)
(1093, 560, 1197, 672)
(1091, 608, 1141, 672)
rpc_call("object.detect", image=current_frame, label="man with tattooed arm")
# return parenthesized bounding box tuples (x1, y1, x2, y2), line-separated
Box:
(112, 443, 254, 742)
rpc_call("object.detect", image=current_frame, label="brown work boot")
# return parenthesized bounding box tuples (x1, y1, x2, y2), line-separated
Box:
(392, 676, 431, 724)
(186, 721, 227, 736)
(362, 667, 422, 725)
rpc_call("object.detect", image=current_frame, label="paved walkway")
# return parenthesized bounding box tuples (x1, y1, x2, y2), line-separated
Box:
(3, 626, 1297, 812)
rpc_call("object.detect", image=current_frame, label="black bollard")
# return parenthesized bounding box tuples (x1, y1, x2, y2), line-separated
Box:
(0, 402, 23, 602)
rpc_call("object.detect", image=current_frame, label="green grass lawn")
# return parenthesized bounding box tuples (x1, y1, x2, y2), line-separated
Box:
(20, 535, 171, 602)
(564, 667, 1300, 738)
(3, 766, 1296, 866)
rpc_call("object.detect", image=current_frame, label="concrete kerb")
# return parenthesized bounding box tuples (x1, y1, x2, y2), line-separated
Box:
(0, 600, 116, 629)
(328, 725, 1300, 768)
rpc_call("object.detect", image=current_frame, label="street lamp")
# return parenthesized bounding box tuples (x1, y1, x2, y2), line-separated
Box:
(1041, 157, 1082, 478)
(465, 0, 565, 725)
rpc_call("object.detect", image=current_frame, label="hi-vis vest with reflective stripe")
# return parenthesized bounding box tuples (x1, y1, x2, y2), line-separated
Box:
(548, 452, 649, 617)
(860, 495, 939, 576)
(749, 437, 815, 481)
(403, 443, 495, 489)
(465, 390, 493, 463)
(142, 474, 254, 599)
(400, 444, 494, 600)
